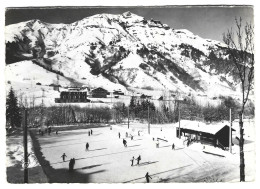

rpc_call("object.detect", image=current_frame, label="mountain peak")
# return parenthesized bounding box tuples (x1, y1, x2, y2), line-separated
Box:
(122, 11, 133, 17)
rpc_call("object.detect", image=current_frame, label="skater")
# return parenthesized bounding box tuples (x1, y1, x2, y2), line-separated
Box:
(69, 159, 73, 171)
(123, 139, 127, 147)
(187, 139, 190, 147)
(131, 135, 133, 140)
(130, 156, 135, 166)
(145, 172, 152, 183)
(91, 130, 93, 135)
(86, 142, 89, 150)
(156, 141, 159, 148)
(136, 155, 141, 165)
(118, 132, 121, 139)
(72, 158, 76, 169)
(172, 143, 175, 150)
(138, 131, 140, 136)
(56, 130, 58, 135)
(161, 127, 162, 131)
(88, 131, 91, 136)
(61, 153, 67, 162)
(126, 132, 128, 138)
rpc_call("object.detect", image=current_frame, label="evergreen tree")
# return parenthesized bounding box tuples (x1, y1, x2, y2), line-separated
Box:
(6, 87, 22, 127)
(129, 96, 136, 116)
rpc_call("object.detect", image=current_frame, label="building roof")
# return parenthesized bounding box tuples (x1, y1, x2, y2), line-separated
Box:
(180, 120, 235, 135)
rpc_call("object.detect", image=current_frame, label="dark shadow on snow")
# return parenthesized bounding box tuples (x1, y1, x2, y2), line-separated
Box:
(78, 164, 103, 170)
(123, 164, 193, 183)
(137, 161, 159, 166)
(133, 139, 143, 141)
(92, 133, 102, 136)
(87, 148, 107, 152)
(174, 147, 185, 151)
(159, 145, 171, 148)
(29, 131, 106, 183)
(127, 144, 141, 148)
(75, 148, 146, 161)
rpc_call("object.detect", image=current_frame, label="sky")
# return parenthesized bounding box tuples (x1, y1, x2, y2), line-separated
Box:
(5, 6, 254, 42)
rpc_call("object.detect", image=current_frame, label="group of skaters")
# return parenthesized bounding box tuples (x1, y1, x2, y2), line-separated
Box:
(85, 130, 94, 150)
(61, 153, 76, 171)
(130, 155, 141, 166)
(88, 129, 93, 136)
(119, 131, 135, 147)
(38, 126, 56, 136)
(60, 127, 175, 183)
(154, 139, 175, 150)
(69, 158, 76, 171)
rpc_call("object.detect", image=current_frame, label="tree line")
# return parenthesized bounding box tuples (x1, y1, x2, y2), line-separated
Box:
(6, 87, 254, 128)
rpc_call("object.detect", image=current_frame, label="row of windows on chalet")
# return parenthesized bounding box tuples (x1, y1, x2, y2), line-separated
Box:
(55, 87, 127, 103)
(92, 88, 110, 98)
(55, 98, 91, 103)
(60, 91, 88, 99)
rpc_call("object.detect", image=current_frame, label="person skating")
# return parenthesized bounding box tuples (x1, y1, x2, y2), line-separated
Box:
(72, 158, 75, 169)
(123, 139, 127, 147)
(136, 155, 141, 165)
(145, 172, 152, 183)
(88, 131, 91, 136)
(91, 129, 93, 135)
(69, 159, 73, 171)
(138, 131, 140, 136)
(61, 153, 67, 162)
(130, 156, 135, 166)
(126, 132, 128, 138)
(131, 135, 133, 140)
(86, 142, 89, 150)
(172, 143, 175, 150)
(56, 130, 58, 135)
(118, 132, 121, 138)
(156, 141, 159, 148)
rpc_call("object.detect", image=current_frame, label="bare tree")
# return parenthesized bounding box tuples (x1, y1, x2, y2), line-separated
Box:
(223, 17, 254, 182)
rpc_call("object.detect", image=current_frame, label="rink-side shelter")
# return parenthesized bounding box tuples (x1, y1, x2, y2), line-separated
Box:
(176, 121, 235, 149)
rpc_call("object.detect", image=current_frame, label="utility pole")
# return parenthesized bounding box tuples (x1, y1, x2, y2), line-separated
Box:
(229, 108, 232, 153)
(148, 105, 150, 134)
(23, 108, 28, 183)
(110, 92, 114, 123)
(127, 106, 130, 129)
(178, 101, 181, 139)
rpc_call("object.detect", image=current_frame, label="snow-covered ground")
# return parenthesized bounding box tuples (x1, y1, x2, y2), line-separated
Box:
(6, 130, 48, 183)
(33, 120, 255, 183)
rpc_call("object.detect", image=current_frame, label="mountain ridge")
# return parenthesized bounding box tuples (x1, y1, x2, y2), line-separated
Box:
(5, 11, 241, 105)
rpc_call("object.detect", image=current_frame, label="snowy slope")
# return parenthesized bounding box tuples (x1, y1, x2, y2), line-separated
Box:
(5, 11, 242, 105)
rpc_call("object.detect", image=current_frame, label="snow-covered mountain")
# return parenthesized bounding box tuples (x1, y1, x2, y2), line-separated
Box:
(5, 11, 242, 105)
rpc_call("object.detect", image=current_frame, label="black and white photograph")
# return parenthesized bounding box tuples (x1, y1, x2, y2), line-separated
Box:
(2, 1, 257, 184)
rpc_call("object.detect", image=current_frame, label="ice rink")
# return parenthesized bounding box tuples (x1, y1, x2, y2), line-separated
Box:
(34, 122, 255, 183)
